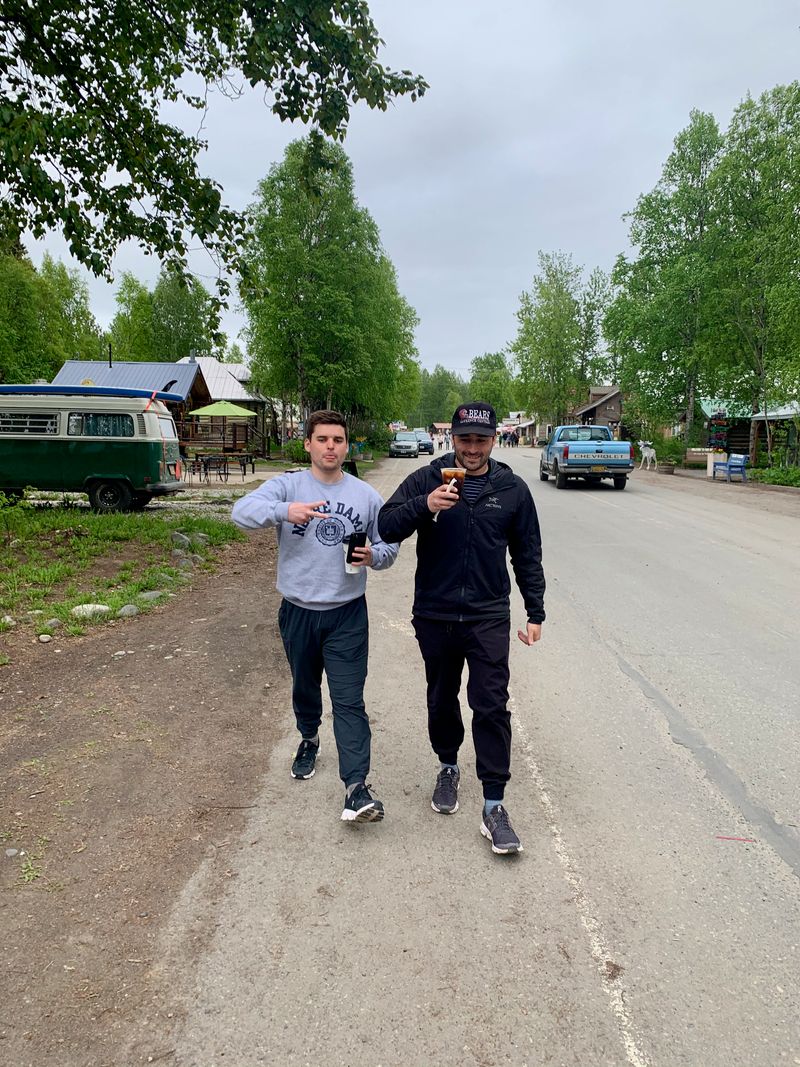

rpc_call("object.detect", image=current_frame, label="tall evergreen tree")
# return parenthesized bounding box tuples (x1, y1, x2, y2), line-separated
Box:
(109, 269, 222, 361)
(38, 253, 103, 362)
(605, 110, 723, 440)
(709, 83, 800, 458)
(241, 137, 419, 422)
(0, 253, 64, 383)
(151, 270, 223, 360)
(406, 365, 466, 426)
(109, 274, 157, 362)
(467, 352, 516, 418)
(512, 251, 582, 425)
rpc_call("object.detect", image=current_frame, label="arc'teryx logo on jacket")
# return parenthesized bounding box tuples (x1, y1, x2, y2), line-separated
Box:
(377, 455, 545, 624)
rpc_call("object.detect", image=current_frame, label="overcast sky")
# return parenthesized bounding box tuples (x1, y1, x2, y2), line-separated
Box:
(26, 1, 800, 378)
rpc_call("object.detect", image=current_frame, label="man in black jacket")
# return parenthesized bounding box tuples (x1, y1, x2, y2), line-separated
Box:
(378, 402, 545, 855)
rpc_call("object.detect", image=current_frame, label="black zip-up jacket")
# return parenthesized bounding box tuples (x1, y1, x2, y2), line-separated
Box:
(377, 454, 545, 624)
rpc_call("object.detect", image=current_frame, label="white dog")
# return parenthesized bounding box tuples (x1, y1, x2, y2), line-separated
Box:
(638, 441, 657, 470)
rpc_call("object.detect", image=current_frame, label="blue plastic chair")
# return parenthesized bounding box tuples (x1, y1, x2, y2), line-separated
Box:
(712, 453, 748, 482)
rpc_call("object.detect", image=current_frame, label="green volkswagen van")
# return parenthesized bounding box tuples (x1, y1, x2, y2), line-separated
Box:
(0, 386, 184, 511)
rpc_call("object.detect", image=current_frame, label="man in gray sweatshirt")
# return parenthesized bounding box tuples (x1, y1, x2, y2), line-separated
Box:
(232, 410, 398, 823)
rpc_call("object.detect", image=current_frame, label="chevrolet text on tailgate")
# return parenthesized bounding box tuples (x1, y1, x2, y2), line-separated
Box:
(540, 425, 634, 490)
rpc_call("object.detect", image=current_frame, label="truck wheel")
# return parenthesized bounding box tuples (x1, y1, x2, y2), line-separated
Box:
(554, 464, 567, 490)
(613, 476, 627, 490)
(88, 481, 133, 513)
(539, 462, 549, 482)
(130, 492, 153, 511)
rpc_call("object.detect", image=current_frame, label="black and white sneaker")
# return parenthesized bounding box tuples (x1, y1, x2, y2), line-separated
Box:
(291, 738, 319, 779)
(341, 783, 384, 822)
(480, 804, 523, 854)
(431, 766, 460, 813)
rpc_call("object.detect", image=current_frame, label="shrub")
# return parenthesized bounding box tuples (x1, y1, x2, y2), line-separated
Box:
(749, 466, 800, 487)
(282, 439, 309, 464)
(655, 437, 686, 464)
(366, 426, 393, 452)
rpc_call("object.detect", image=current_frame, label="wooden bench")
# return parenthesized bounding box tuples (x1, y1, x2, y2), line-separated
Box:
(685, 448, 713, 464)
(712, 453, 748, 482)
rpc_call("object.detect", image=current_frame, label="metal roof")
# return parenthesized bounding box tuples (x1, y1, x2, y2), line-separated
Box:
(52, 360, 199, 400)
(699, 397, 752, 419)
(750, 402, 800, 421)
(225, 363, 250, 382)
(176, 356, 252, 400)
(573, 389, 621, 417)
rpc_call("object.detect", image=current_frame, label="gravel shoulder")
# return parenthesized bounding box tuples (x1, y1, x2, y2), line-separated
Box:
(0, 533, 291, 1067)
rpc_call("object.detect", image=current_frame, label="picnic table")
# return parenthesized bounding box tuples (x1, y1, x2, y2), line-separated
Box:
(187, 452, 256, 483)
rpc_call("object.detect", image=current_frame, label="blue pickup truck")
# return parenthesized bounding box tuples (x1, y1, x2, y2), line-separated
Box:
(540, 425, 634, 490)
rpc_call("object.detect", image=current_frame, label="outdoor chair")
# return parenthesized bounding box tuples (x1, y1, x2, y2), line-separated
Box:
(712, 453, 748, 482)
(202, 456, 229, 482)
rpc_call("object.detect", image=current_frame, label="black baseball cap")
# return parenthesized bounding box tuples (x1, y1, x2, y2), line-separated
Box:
(451, 402, 497, 437)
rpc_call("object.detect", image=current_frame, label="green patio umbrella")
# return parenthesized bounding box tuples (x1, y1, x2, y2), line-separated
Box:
(190, 401, 257, 417)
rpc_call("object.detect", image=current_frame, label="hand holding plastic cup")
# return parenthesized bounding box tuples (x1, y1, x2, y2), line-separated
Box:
(344, 531, 368, 573)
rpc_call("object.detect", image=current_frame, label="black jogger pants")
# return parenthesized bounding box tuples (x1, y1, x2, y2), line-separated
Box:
(412, 615, 511, 800)
(278, 596, 370, 787)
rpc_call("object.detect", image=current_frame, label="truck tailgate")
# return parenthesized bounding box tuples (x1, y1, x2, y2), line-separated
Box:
(567, 444, 630, 464)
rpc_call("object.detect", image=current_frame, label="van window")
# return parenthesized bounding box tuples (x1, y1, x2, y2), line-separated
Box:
(0, 411, 59, 434)
(68, 412, 135, 437)
(158, 416, 177, 439)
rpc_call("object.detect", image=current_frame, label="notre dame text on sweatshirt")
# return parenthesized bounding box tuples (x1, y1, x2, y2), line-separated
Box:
(231, 469, 399, 610)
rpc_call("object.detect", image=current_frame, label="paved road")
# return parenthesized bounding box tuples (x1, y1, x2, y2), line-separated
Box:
(167, 450, 800, 1067)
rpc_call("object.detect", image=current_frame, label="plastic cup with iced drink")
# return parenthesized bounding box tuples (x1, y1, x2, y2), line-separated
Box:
(433, 467, 464, 522)
(441, 468, 465, 496)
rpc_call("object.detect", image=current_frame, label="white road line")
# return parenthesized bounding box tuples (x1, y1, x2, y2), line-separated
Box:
(512, 693, 652, 1067)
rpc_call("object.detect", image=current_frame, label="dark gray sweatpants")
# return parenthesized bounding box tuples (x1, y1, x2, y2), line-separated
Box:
(278, 596, 370, 787)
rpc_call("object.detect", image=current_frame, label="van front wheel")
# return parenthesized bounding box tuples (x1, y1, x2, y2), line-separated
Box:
(89, 481, 133, 513)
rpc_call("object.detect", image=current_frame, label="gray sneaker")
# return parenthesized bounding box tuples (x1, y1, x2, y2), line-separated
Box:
(480, 804, 523, 854)
(431, 766, 460, 813)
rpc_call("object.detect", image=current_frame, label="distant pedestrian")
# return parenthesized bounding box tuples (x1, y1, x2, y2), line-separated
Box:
(378, 401, 545, 856)
(232, 410, 399, 824)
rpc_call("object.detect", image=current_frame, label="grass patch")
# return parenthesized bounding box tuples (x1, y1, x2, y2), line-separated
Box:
(20, 856, 42, 884)
(21, 758, 49, 777)
(0, 505, 244, 627)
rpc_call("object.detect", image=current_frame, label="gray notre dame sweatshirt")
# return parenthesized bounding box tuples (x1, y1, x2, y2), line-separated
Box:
(231, 469, 399, 611)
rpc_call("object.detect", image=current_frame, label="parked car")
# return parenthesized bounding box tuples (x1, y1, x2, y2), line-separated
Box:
(389, 431, 419, 458)
(415, 430, 434, 455)
(540, 424, 634, 490)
